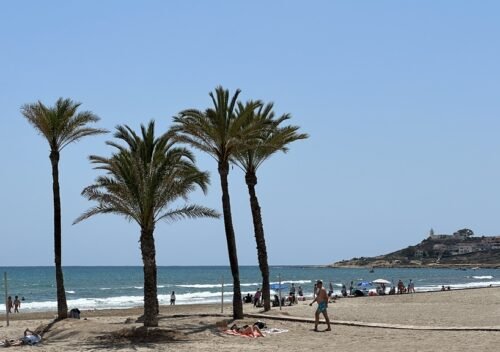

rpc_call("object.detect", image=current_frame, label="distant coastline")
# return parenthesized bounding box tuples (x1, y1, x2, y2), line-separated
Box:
(330, 229, 500, 269)
(330, 263, 500, 269)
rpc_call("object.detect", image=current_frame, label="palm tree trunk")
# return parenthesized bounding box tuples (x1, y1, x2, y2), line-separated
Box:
(218, 161, 243, 319)
(50, 150, 68, 320)
(154, 268, 159, 315)
(245, 171, 271, 311)
(140, 227, 159, 327)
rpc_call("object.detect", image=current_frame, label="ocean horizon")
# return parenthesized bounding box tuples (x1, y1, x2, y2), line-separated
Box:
(1, 266, 498, 312)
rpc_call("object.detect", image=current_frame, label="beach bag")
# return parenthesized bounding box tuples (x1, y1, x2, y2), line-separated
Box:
(69, 308, 81, 319)
(254, 321, 266, 329)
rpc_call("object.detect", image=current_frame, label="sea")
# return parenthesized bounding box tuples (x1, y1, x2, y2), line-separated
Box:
(0, 266, 498, 312)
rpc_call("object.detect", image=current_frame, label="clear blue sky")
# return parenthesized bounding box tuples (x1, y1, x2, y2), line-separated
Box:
(1, 1, 499, 266)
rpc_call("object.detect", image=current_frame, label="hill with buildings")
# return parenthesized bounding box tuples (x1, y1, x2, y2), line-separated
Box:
(332, 228, 500, 268)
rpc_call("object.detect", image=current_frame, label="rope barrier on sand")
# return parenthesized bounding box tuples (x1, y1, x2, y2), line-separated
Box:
(245, 313, 500, 332)
(154, 312, 500, 331)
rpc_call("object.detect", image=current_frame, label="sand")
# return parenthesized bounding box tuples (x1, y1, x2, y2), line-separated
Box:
(0, 287, 499, 351)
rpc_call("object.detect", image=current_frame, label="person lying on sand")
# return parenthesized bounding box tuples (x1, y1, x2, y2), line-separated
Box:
(1, 328, 42, 347)
(21, 329, 42, 345)
(228, 323, 264, 337)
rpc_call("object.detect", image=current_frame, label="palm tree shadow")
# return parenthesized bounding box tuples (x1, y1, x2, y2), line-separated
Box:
(172, 321, 216, 336)
(81, 340, 188, 351)
(81, 326, 193, 350)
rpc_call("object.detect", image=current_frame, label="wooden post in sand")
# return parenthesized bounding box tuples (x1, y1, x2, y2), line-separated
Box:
(4, 272, 9, 327)
(220, 276, 224, 313)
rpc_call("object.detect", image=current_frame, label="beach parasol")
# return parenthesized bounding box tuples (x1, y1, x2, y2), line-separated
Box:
(270, 283, 288, 291)
(357, 281, 373, 288)
(372, 279, 391, 285)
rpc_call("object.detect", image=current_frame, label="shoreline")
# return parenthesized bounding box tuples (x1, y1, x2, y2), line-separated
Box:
(2, 284, 499, 322)
(3, 280, 499, 315)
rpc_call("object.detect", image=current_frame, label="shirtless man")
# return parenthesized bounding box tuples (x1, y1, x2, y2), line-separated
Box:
(309, 280, 331, 331)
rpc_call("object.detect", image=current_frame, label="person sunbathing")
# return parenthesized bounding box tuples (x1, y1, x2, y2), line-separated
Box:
(229, 323, 264, 337)
(1, 329, 42, 347)
(22, 329, 42, 345)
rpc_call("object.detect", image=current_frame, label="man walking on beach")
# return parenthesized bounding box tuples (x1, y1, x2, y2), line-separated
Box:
(309, 280, 331, 332)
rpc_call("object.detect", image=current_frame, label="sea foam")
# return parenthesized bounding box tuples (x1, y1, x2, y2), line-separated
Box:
(472, 275, 493, 279)
(0, 290, 230, 312)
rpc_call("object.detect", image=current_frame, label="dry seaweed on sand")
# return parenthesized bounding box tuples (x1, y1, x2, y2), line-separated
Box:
(95, 326, 186, 344)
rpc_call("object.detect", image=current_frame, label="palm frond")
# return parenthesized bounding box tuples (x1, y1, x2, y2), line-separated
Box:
(157, 204, 220, 224)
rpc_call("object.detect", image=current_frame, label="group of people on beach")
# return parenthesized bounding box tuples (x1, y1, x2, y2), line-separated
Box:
(6, 295, 22, 313)
(317, 278, 421, 297)
(246, 283, 307, 308)
(285, 283, 305, 305)
(396, 279, 416, 294)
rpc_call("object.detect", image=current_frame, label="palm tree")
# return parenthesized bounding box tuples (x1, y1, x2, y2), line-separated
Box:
(74, 121, 219, 327)
(171, 86, 263, 319)
(232, 102, 308, 311)
(21, 98, 107, 320)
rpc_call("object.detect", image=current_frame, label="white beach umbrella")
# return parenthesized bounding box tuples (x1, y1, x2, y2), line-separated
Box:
(372, 279, 391, 285)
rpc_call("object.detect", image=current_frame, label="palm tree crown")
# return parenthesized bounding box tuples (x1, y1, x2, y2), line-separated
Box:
(74, 120, 219, 229)
(171, 86, 263, 164)
(232, 102, 309, 174)
(21, 97, 107, 151)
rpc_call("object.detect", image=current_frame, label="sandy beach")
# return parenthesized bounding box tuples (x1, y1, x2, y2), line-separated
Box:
(1, 287, 499, 351)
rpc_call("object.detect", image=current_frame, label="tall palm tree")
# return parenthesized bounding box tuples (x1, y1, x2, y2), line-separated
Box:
(232, 102, 308, 311)
(21, 98, 107, 320)
(171, 86, 263, 319)
(74, 121, 219, 327)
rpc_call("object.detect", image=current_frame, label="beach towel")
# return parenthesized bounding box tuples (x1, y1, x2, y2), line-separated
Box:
(262, 328, 288, 334)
